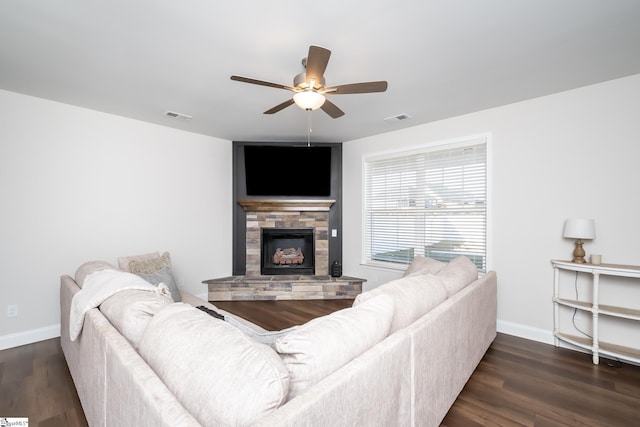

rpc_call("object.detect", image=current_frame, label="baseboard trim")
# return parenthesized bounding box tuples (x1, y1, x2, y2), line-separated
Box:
(195, 292, 209, 301)
(0, 324, 60, 351)
(497, 319, 554, 345)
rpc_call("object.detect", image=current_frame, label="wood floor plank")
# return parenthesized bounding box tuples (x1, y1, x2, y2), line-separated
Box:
(487, 346, 639, 421)
(0, 338, 88, 427)
(442, 335, 640, 427)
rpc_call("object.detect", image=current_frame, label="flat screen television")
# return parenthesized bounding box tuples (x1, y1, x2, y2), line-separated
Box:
(244, 145, 332, 197)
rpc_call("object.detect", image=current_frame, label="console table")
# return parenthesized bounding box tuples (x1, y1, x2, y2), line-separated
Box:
(551, 259, 640, 365)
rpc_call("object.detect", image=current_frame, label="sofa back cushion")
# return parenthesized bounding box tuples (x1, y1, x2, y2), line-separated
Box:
(403, 255, 447, 277)
(353, 274, 448, 333)
(74, 260, 118, 288)
(99, 289, 173, 349)
(138, 303, 290, 427)
(276, 294, 394, 400)
(436, 255, 479, 297)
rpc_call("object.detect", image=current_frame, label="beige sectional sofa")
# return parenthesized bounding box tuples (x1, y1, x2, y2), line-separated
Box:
(60, 253, 497, 427)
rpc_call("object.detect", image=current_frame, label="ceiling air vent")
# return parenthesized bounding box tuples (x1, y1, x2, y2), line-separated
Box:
(384, 113, 411, 124)
(165, 111, 192, 120)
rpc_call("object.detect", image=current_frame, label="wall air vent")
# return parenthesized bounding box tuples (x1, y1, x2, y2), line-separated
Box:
(384, 113, 412, 124)
(165, 111, 193, 120)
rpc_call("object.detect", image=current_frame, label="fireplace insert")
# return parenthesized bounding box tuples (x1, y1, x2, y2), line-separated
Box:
(261, 227, 315, 275)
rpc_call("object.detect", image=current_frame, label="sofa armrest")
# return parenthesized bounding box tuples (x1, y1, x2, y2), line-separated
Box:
(407, 270, 497, 425)
(254, 329, 413, 427)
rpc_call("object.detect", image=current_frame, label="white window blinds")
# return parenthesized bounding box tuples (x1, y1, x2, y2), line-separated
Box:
(363, 138, 487, 271)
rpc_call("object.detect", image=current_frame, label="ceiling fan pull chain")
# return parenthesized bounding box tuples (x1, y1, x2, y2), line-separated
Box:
(307, 109, 312, 147)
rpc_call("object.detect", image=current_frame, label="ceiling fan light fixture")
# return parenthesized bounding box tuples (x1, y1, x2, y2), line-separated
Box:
(293, 90, 326, 111)
(231, 45, 386, 118)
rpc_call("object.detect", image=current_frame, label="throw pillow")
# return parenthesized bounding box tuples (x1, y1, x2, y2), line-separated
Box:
(403, 255, 447, 277)
(117, 251, 160, 272)
(134, 264, 181, 303)
(139, 303, 290, 426)
(127, 252, 171, 274)
(353, 274, 448, 333)
(276, 293, 394, 400)
(436, 255, 479, 297)
(127, 252, 182, 302)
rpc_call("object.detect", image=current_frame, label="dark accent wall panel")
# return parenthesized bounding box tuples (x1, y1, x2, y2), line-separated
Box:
(232, 141, 342, 276)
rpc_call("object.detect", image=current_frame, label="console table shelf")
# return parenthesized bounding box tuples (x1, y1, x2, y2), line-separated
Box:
(552, 259, 640, 365)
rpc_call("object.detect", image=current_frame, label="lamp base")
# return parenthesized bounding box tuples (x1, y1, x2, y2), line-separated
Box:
(571, 239, 587, 263)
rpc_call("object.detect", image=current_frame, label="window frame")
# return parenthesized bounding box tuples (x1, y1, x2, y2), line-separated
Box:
(361, 134, 491, 273)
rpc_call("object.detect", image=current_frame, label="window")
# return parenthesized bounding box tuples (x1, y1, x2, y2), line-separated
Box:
(363, 136, 487, 272)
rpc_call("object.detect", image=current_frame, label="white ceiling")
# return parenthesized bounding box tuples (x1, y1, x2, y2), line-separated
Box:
(1, 0, 639, 143)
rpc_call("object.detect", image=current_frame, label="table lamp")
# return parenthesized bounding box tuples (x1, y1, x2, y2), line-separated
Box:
(563, 218, 595, 263)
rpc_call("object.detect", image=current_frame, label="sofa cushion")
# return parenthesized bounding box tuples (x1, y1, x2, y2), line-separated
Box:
(139, 303, 290, 427)
(276, 293, 394, 400)
(437, 255, 479, 297)
(125, 252, 181, 302)
(74, 260, 118, 288)
(353, 274, 448, 333)
(403, 255, 447, 277)
(99, 289, 173, 350)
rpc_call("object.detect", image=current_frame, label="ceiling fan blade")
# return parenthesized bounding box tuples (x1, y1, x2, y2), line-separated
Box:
(264, 99, 295, 114)
(305, 46, 331, 87)
(323, 81, 388, 94)
(320, 99, 345, 118)
(231, 75, 296, 91)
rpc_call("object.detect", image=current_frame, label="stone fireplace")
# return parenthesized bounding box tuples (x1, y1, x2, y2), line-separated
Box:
(241, 199, 333, 276)
(203, 198, 365, 300)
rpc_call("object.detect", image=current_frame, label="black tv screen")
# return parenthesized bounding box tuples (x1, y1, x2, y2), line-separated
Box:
(244, 145, 332, 197)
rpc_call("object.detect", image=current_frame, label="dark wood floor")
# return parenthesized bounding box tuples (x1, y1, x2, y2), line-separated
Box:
(0, 337, 88, 427)
(214, 299, 355, 330)
(1, 300, 639, 426)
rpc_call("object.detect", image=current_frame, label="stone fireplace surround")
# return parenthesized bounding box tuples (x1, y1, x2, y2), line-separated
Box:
(242, 199, 332, 276)
(204, 199, 364, 300)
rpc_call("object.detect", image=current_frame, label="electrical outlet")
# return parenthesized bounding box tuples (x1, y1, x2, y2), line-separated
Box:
(7, 304, 18, 318)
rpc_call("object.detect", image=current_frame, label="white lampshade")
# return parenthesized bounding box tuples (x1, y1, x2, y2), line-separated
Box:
(563, 218, 595, 240)
(293, 90, 326, 111)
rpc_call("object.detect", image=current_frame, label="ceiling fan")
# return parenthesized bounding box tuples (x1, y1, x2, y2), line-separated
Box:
(230, 45, 388, 118)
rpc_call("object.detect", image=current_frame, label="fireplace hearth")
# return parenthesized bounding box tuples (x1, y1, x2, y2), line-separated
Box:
(261, 227, 314, 275)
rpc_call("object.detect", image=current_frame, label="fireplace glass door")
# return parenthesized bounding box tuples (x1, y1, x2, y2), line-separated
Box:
(261, 228, 315, 275)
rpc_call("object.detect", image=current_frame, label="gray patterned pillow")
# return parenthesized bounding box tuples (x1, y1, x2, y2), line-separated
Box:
(128, 253, 182, 302)
(117, 251, 160, 272)
(127, 252, 171, 274)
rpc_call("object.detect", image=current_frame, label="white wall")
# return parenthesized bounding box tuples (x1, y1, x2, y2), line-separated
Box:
(0, 89, 232, 349)
(3, 74, 639, 351)
(343, 74, 640, 345)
